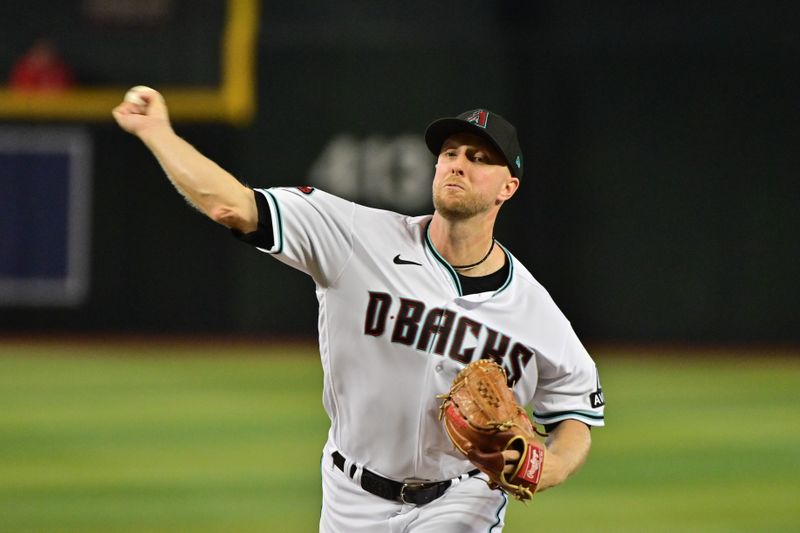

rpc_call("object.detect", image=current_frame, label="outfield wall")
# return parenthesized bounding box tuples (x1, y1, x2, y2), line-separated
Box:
(1, 2, 798, 343)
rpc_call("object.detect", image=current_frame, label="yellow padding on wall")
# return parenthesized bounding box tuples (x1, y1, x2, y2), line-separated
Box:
(0, 0, 258, 124)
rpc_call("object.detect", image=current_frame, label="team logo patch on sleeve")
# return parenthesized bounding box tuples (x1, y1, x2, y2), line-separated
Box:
(590, 388, 605, 408)
(589, 368, 604, 407)
(296, 186, 315, 194)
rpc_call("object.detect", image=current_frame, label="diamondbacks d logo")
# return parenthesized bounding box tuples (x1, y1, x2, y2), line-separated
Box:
(465, 110, 489, 128)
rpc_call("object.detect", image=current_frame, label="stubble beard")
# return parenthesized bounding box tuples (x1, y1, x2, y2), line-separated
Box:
(432, 187, 492, 221)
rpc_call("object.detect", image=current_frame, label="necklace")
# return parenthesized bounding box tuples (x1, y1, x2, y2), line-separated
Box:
(451, 239, 496, 271)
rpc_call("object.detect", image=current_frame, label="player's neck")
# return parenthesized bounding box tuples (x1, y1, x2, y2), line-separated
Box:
(429, 213, 504, 277)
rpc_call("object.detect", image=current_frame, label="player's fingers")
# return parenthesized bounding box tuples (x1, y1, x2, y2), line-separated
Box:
(111, 103, 142, 124)
(113, 86, 172, 134)
(113, 102, 143, 115)
(501, 449, 521, 474)
(125, 86, 170, 123)
(112, 105, 151, 134)
(123, 85, 157, 105)
(502, 449, 521, 462)
(119, 86, 166, 116)
(112, 105, 130, 121)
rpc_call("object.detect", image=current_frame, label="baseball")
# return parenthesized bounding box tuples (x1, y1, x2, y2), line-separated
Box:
(123, 86, 153, 106)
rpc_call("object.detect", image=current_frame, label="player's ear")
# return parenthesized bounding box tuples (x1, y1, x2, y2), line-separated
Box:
(497, 176, 520, 203)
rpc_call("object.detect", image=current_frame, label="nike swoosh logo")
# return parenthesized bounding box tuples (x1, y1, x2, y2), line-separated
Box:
(393, 254, 422, 266)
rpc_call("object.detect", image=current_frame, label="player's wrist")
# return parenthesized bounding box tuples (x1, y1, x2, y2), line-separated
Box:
(536, 447, 567, 492)
(137, 121, 176, 146)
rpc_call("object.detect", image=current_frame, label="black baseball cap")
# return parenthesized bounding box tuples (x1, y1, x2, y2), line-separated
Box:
(424, 109, 523, 178)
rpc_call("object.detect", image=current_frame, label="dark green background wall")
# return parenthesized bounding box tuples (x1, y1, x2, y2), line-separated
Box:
(2, 2, 798, 343)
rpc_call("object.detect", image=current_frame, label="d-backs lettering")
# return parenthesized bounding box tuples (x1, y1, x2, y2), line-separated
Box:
(363, 291, 533, 385)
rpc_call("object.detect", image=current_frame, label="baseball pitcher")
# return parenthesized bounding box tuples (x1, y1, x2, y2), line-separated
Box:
(113, 87, 605, 532)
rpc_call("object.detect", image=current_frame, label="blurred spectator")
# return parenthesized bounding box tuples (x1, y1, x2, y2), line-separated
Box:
(9, 39, 75, 92)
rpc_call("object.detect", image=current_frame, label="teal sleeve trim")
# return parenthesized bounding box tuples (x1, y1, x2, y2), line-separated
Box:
(534, 410, 605, 425)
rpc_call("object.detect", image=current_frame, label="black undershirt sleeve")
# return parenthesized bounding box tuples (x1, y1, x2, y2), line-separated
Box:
(231, 189, 274, 249)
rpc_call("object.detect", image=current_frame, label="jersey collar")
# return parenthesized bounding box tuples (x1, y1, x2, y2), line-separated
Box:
(424, 223, 514, 298)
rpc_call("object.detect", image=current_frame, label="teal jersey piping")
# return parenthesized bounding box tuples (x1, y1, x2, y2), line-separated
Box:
(425, 224, 463, 296)
(425, 224, 514, 297)
(493, 242, 514, 296)
(488, 491, 508, 531)
(534, 409, 605, 422)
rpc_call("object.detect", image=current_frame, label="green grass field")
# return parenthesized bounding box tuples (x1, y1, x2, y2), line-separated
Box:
(1, 341, 798, 532)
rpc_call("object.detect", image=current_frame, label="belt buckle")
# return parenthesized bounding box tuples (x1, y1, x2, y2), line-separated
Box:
(399, 479, 429, 505)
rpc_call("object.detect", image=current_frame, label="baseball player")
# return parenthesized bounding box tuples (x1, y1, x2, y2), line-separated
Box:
(113, 87, 605, 532)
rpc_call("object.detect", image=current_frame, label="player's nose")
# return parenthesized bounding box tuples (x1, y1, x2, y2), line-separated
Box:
(450, 164, 465, 176)
(448, 154, 467, 175)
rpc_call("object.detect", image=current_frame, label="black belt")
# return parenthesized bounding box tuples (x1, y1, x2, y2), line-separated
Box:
(332, 451, 479, 506)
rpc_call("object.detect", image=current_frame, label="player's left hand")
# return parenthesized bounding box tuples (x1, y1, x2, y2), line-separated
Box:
(502, 449, 521, 475)
(439, 359, 545, 500)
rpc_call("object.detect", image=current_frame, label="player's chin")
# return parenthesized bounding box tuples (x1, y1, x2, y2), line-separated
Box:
(434, 188, 467, 205)
(434, 198, 482, 220)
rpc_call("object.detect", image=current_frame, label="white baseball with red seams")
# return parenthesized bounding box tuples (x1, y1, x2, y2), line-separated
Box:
(123, 85, 153, 106)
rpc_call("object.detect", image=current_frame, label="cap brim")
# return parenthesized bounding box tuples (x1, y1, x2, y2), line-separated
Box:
(424, 118, 509, 168)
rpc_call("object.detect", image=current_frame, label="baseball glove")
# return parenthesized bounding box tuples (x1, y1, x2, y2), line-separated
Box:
(438, 359, 545, 501)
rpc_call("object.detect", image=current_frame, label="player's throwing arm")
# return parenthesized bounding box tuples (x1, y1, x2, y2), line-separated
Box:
(112, 86, 258, 233)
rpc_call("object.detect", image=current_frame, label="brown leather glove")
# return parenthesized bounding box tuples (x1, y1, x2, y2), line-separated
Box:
(438, 359, 545, 501)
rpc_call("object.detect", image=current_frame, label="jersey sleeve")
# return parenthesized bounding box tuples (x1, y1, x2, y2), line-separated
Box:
(531, 330, 605, 428)
(251, 187, 355, 287)
(232, 189, 275, 249)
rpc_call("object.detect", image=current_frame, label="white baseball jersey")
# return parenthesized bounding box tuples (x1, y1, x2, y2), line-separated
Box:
(250, 186, 604, 482)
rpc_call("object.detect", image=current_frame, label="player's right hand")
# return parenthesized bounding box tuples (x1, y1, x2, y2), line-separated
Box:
(112, 86, 171, 137)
